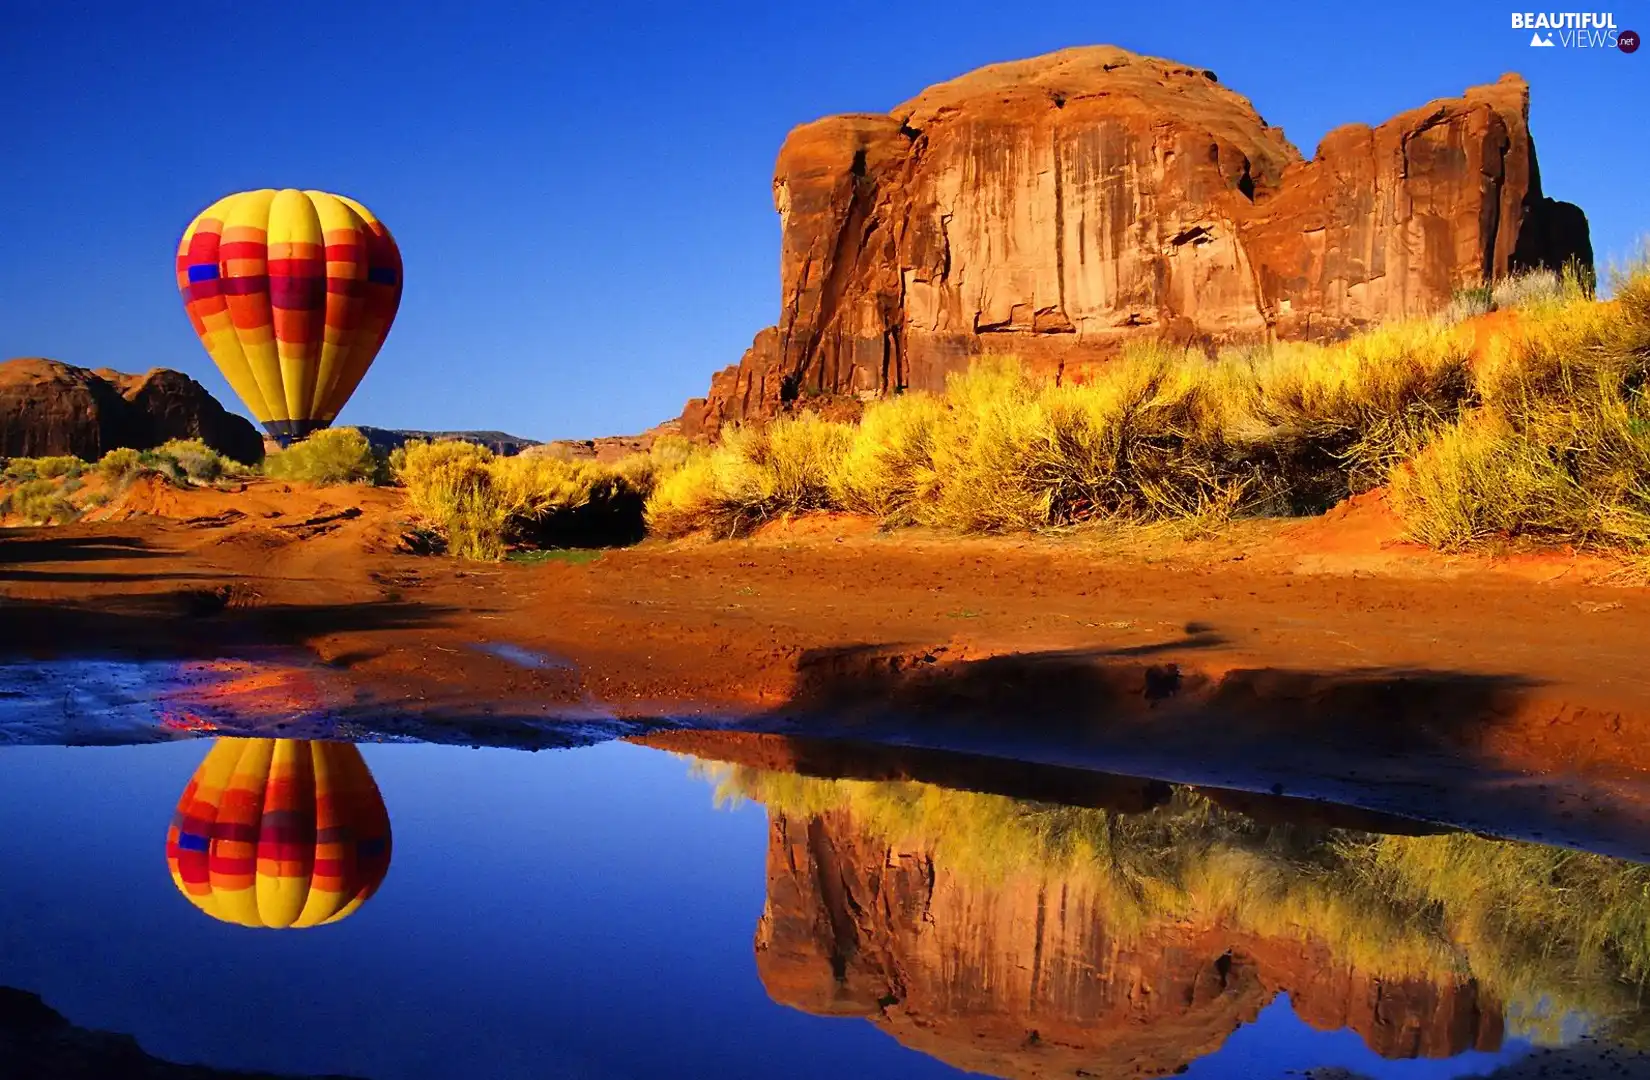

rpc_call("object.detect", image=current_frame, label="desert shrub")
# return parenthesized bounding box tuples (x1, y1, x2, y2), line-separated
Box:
(394, 436, 489, 476)
(80, 490, 110, 509)
(2, 456, 86, 482)
(1394, 259, 1650, 552)
(1440, 284, 1494, 324)
(4, 478, 77, 524)
(1491, 262, 1594, 314)
(263, 428, 383, 485)
(412, 452, 508, 560)
(645, 413, 853, 538)
(634, 258, 1646, 552)
(1225, 321, 1476, 509)
(1389, 415, 1568, 549)
(153, 439, 227, 483)
(829, 391, 944, 523)
(1438, 265, 1593, 325)
(32, 456, 85, 480)
(913, 357, 1054, 530)
(890, 352, 1238, 531)
(644, 450, 729, 538)
(1036, 350, 1246, 525)
(97, 447, 144, 483)
(139, 449, 189, 484)
(398, 439, 658, 559)
(503, 455, 653, 548)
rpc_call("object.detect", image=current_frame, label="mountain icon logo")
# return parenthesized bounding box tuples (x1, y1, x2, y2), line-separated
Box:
(1529, 31, 1557, 46)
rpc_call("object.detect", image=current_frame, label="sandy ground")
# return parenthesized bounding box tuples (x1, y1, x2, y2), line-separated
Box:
(6, 477, 1650, 853)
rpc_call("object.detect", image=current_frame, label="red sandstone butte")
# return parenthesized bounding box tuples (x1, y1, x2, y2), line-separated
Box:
(0, 358, 264, 464)
(682, 46, 1590, 434)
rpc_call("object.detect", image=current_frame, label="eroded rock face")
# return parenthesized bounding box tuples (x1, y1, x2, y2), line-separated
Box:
(682, 46, 1591, 433)
(0, 358, 263, 464)
(757, 808, 1502, 1079)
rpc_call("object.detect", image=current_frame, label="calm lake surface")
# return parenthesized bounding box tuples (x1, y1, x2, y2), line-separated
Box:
(3, 723, 1649, 1078)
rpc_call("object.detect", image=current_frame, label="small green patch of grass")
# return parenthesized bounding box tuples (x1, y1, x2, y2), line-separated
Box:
(506, 548, 604, 565)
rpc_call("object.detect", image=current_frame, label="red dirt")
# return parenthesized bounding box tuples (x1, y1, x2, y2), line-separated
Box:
(5, 478, 1650, 833)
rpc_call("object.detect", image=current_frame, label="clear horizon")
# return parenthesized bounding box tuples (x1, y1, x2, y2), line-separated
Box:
(4, 0, 1644, 441)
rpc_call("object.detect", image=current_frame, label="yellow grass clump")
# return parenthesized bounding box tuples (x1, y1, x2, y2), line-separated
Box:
(645, 413, 853, 538)
(263, 427, 383, 485)
(1392, 259, 1650, 551)
(644, 262, 1650, 556)
(646, 324, 1475, 537)
(152, 439, 233, 483)
(97, 447, 144, 483)
(0, 477, 79, 524)
(398, 437, 684, 560)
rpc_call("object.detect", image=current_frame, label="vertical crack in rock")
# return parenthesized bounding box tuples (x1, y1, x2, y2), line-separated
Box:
(1052, 123, 1068, 329)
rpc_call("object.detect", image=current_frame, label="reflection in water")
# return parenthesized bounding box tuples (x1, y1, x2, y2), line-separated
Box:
(166, 739, 392, 929)
(683, 733, 1650, 1079)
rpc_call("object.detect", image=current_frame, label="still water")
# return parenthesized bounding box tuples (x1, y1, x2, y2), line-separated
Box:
(2, 730, 1648, 1078)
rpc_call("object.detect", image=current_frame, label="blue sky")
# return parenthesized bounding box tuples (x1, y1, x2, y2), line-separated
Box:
(2, 0, 1643, 440)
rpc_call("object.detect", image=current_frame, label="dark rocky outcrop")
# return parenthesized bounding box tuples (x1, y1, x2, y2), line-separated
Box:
(0, 986, 360, 1079)
(681, 46, 1591, 434)
(0, 358, 263, 464)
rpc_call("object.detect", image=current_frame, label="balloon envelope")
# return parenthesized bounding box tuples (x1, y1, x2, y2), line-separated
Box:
(176, 189, 402, 444)
(166, 738, 392, 928)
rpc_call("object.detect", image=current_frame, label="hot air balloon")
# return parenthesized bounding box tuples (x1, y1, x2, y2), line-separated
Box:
(166, 738, 392, 928)
(175, 190, 402, 446)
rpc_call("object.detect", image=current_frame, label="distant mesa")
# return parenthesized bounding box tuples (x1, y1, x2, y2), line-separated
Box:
(680, 45, 1593, 433)
(354, 424, 540, 457)
(0, 357, 264, 464)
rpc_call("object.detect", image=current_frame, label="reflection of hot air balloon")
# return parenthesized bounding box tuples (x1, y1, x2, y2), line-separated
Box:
(175, 190, 402, 446)
(166, 738, 392, 928)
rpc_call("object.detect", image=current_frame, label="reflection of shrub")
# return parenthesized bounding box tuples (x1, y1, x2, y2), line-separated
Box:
(263, 428, 384, 485)
(718, 766, 1650, 1045)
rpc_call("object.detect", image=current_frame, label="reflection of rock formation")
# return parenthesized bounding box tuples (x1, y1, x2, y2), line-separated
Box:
(166, 738, 392, 929)
(0, 986, 361, 1078)
(756, 807, 1502, 1079)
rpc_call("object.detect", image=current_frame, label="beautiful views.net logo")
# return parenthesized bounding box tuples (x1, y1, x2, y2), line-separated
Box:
(1511, 11, 1639, 50)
